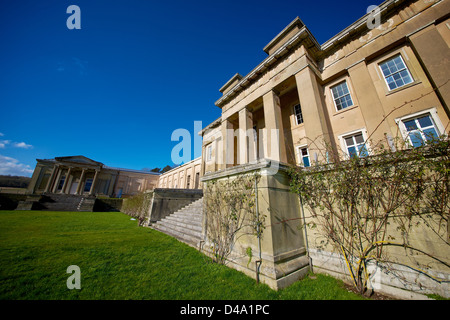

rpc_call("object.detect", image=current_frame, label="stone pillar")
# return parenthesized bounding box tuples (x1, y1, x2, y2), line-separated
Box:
(61, 167, 72, 194)
(52, 166, 62, 193)
(27, 165, 43, 194)
(238, 107, 255, 165)
(262, 90, 287, 163)
(294, 67, 333, 162)
(44, 165, 58, 193)
(347, 61, 391, 144)
(89, 169, 100, 196)
(75, 168, 87, 195)
(200, 144, 206, 176)
(221, 117, 235, 169)
(409, 24, 450, 117)
(183, 167, 188, 189)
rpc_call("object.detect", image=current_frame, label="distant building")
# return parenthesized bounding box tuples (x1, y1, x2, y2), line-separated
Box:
(27, 156, 160, 198)
(157, 157, 202, 189)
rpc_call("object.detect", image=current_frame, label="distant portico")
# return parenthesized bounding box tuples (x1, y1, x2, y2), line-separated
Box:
(27, 156, 160, 198)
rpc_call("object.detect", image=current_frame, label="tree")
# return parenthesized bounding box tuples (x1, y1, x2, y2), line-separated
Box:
(161, 165, 174, 173)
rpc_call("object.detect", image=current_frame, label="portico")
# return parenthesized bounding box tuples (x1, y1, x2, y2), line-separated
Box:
(37, 157, 103, 196)
(27, 156, 160, 198)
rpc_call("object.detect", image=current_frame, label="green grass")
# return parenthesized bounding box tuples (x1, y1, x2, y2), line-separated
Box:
(0, 210, 365, 300)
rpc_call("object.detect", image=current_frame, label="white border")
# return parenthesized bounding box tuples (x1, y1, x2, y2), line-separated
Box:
(378, 54, 414, 91)
(295, 144, 310, 166)
(337, 128, 370, 159)
(395, 107, 445, 144)
(330, 80, 354, 112)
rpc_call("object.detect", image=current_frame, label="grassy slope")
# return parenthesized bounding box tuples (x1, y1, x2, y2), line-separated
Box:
(0, 211, 364, 300)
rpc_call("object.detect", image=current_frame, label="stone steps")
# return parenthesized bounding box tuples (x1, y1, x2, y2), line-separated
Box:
(16, 194, 97, 212)
(151, 197, 203, 247)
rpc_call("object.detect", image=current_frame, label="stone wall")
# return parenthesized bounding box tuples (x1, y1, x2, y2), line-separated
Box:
(148, 188, 203, 224)
(0, 193, 27, 210)
(201, 159, 310, 290)
(303, 207, 450, 299)
(94, 198, 123, 212)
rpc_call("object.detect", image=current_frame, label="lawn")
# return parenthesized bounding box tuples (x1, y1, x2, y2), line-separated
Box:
(0, 210, 365, 300)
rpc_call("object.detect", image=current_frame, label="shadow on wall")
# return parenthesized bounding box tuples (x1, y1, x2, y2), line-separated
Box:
(148, 188, 203, 224)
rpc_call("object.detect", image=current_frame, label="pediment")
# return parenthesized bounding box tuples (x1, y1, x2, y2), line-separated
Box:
(55, 156, 104, 167)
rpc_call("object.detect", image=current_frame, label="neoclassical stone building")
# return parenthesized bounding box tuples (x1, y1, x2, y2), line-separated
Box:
(27, 156, 160, 198)
(21, 0, 449, 297)
(157, 157, 202, 190)
(198, 0, 450, 294)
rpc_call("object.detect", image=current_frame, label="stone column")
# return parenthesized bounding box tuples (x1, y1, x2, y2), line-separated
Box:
(200, 144, 206, 176)
(75, 168, 87, 195)
(52, 166, 62, 193)
(220, 117, 235, 169)
(262, 90, 287, 163)
(183, 167, 188, 189)
(409, 24, 450, 116)
(61, 167, 72, 194)
(347, 61, 391, 145)
(294, 67, 333, 162)
(27, 165, 43, 194)
(44, 165, 58, 193)
(89, 169, 100, 196)
(238, 107, 255, 165)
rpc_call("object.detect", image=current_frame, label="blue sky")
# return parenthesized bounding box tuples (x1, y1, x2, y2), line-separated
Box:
(0, 0, 382, 176)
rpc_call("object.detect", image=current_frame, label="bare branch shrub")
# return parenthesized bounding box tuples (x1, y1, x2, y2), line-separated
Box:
(204, 173, 264, 264)
(121, 192, 153, 226)
(289, 135, 450, 294)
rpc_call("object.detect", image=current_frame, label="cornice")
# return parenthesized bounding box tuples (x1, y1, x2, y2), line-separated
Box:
(214, 0, 416, 109)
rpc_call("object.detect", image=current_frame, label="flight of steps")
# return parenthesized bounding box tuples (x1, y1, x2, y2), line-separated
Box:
(151, 197, 203, 248)
(16, 194, 96, 212)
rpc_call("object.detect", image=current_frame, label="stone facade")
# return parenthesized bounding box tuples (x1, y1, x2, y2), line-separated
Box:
(20, 0, 450, 297)
(27, 156, 160, 198)
(158, 157, 202, 189)
(198, 0, 450, 294)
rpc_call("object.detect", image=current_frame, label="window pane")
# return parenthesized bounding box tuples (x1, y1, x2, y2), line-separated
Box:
(399, 70, 412, 85)
(344, 95, 353, 108)
(417, 115, 432, 128)
(403, 119, 417, 131)
(357, 144, 369, 157)
(394, 56, 404, 68)
(301, 148, 308, 156)
(354, 134, 364, 144)
(303, 156, 310, 167)
(381, 64, 390, 77)
(294, 104, 303, 124)
(345, 137, 354, 146)
(423, 128, 438, 142)
(84, 179, 93, 192)
(331, 86, 339, 98)
(348, 146, 357, 158)
(387, 60, 396, 72)
(409, 132, 424, 147)
(57, 177, 66, 190)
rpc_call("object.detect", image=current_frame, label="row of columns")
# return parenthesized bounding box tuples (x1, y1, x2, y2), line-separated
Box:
(43, 165, 100, 196)
(220, 90, 286, 170)
(219, 66, 332, 169)
(160, 167, 200, 189)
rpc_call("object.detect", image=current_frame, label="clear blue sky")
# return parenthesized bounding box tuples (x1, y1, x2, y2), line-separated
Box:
(0, 0, 383, 176)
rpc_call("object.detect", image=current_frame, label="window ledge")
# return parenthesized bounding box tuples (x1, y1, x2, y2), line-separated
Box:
(332, 104, 359, 117)
(292, 122, 305, 129)
(385, 80, 422, 96)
